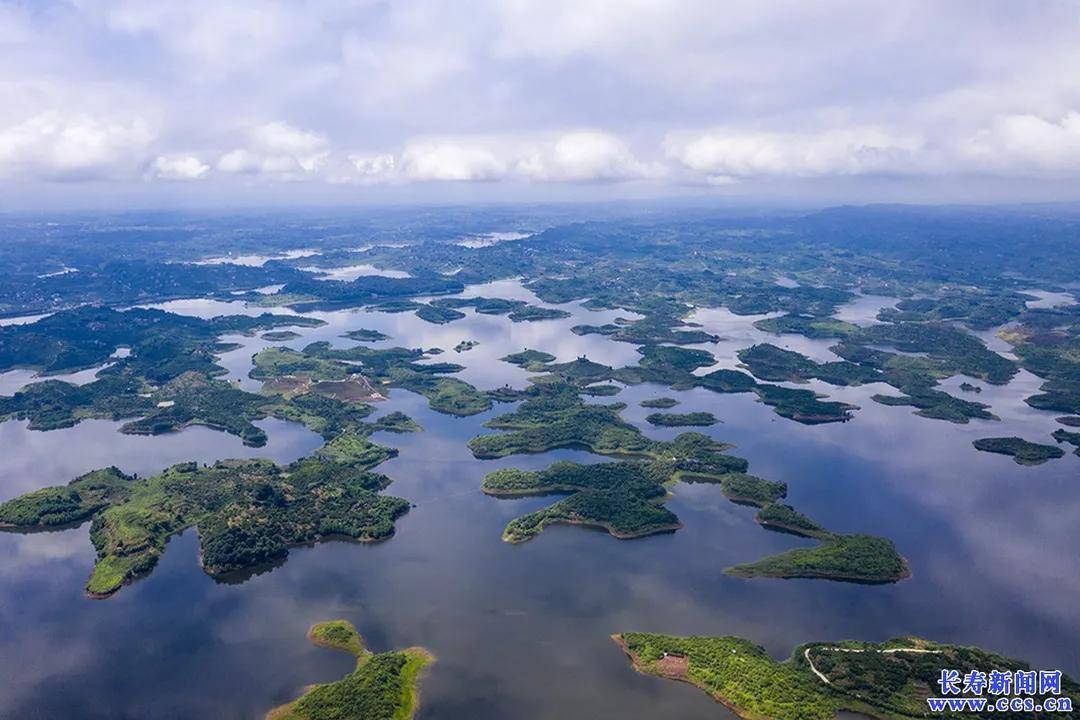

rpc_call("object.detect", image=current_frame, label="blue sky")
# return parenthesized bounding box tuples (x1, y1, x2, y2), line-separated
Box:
(2, 1, 1079, 208)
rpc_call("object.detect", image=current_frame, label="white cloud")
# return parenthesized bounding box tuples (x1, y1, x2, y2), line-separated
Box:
(6, 1, 1080, 200)
(349, 153, 396, 177)
(401, 141, 507, 181)
(250, 122, 328, 171)
(665, 126, 924, 180)
(217, 122, 329, 178)
(397, 131, 657, 183)
(151, 154, 209, 180)
(959, 113, 1080, 172)
(0, 112, 154, 180)
(518, 131, 661, 181)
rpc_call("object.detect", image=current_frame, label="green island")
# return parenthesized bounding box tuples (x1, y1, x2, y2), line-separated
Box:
(506, 305, 571, 322)
(252, 342, 492, 417)
(581, 383, 622, 396)
(501, 348, 557, 370)
(0, 306, 333, 443)
(737, 338, 1004, 424)
(426, 296, 570, 322)
(645, 411, 719, 426)
(412, 296, 569, 324)
(972, 437, 1065, 465)
(1052, 428, 1080, 455)
(754, 313, 859, 339)
(343, 328, 391, 342)
(738, 343, 879, 386)
(995, 310, 1080, 438)
(482, 460, 682, 542)
(614, 632, 1079, 720)
(414, 303, 466, 324)
(0, 368, 423, 596)
(498, 344, 855, 425)
(430, 296, 527, 315)
(640, 397, 679, 408)
(0, 305, 324, 377)
(0, 433, 412, 597)
(262, 330, 302, 341)
(267, 620, 433, 720)
(470, 377, 907, 582)
(724, 534, 910, 583)
(453, 340, 479, 353)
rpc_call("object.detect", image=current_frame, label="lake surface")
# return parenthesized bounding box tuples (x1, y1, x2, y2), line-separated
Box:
(1, 282, 1077, 719)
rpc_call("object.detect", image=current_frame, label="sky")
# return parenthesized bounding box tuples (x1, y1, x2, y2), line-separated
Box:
(2, 0, 1080, 209)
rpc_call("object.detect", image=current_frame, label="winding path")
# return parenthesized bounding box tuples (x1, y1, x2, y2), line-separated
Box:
(804, 646, 945, 685)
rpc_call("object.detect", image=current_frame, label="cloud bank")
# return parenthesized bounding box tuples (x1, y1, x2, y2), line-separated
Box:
(1, 1, 1079, 205)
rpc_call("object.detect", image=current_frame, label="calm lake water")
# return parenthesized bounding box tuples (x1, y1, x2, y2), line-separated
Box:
(1, 282, 1078, 719)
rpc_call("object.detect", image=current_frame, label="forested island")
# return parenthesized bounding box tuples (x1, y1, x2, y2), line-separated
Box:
(0, 200, 1078, 719)
(615, 632, 1079, 720)
(972, 437, 1065, 465)
(471, 370, 907, 582)
(0, 360, 422, 596)
(267, 620, 432, 720)
(0, 452, 412, 597)
(645, 411, 718, 427)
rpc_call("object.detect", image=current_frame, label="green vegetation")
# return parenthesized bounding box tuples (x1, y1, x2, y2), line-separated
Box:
(738, 343, 879, 386)
(1052, 428, 1080, 455)
(739, 340, 1005, 424)
(501, 348, 557, 370)
(262, 330, 301, 341)
(0, 382, 421, 597)
(506, 305, 571, 322)
(615, 633, 1078, 720)
(571, 319, 718, 345)
(483, 461, 681, 542)
(368, 300, 422, 313)
(0, 307, 339, 444)
(878, 289, 1031, 329)
(343, 328, 391, 342)
(414, 304, 465, 324)
(254, 342, 492, 417)
(755, 503, 828, 538)
(308, 620, 366, 655)
(427, 296, 570, 322)
(754, 313, 858, 339)
(431, 296, 526, 315)
(645, 411, 718, 427)
(470, 377, 903, 581)
(872, 387, 996, 423)
(1, 455, 410, 597)
(453, 340, 478, 353)
(469, 383, 660, 459)
(640, 397, 678, 408)
(0, 305, 322, 376)
(725, 534, 910, 583)
(847, 322, 1017, 385)
(473, 382, 752, 543)
(581, 383, 621, 396)
(0, 467, 133, 528)
(608, 344, 855, 424)
(972, 437, 1065, 465)
(752, 384, 855, 424)
(267, 620, 433, 720)
(714, 472, 787, 507)
(998, 311, 1080, 420)
(272, 276, 464, 313)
